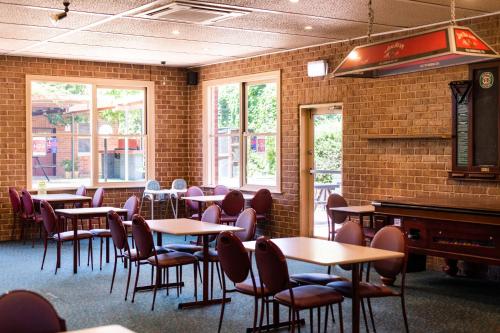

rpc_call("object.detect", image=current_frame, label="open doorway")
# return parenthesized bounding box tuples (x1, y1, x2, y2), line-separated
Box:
(299, 103, 343, 238)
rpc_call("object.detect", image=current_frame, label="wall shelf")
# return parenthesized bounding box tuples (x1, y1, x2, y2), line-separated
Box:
(362, 134, 452, 140)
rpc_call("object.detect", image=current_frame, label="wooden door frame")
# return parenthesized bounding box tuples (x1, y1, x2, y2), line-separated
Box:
(299, 103, 343, 237)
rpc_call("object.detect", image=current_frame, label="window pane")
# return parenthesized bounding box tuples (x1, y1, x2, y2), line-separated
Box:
(97, 88, 145, 135)
(98, 137, 146, 182)
(213, 84, 240, 132)
(246, 135, 276, 186)
(213, 136, 240, 187)
(31, 81, 91, 189)
(247, 82, 277, 133)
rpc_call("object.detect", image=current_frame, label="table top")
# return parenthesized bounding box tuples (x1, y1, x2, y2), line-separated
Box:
(182, 194, 254, 202)
(123, 218, 244, 236)
(31, 194, 92, 202)
(67, 325, 136, 333)
(55, 207, 128, 216)
(144, 189, 188, 195)
(330, 205, 375, 214)
(243, 237, 403, 266)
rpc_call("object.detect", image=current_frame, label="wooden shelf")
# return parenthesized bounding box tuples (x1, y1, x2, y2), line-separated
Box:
(362, 134, 451, 140)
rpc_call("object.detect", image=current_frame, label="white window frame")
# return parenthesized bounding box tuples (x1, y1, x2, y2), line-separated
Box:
(202, 70, 281, 192)
(26, 75, 155, 190)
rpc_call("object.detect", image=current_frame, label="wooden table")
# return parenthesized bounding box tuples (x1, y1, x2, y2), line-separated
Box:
(330, 205, 375, 228)
(123, 218, 243, 309)
(243, 237, 404, 333)
(143, 188, 187, 219)
(181, 194, 254, 220)
(67, 325, 135, 333)
(55, 207, 128, 273)
(32, 193, 92, 206)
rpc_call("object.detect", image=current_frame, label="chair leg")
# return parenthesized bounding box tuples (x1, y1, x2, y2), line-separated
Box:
(193, 263, 198, 301)
(99, 237, 103, 270)
(296, 310, 301, 333)
(317, 307, 321, 333)
(361, 299, 370, 333)
(176, 266, 180, 297)
(259, 297, 266, 330)
(251, 296, 259, 333)
(41, 237, 48, 270)
(132, 263, 141, 303)
(125, 258, 132, 301)
(217, 288, 227, 333)
(367, 298, 377, 333)
(152, 266, 161, 311)
(401, 295, 410, 333)
(338, 303, 344, 333)
(89, 239, 94, 271)
(210, 262, 214, 299)
(309, 308, 313, 332)
(110, 249, 118, 294)
(55, 242, 61, 275)
(215, 262, 223, 290)
(324, 306, 328, 333)
(197, 261, 202, 282)
(20, 221, 25, 244)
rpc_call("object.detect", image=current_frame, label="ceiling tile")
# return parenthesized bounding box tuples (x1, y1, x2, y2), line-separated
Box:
(0, 37, 38, 51)
(0, 23, 69, 41)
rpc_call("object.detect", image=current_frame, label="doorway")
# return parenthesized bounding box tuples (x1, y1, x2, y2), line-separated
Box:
(299, 103, 343, 238)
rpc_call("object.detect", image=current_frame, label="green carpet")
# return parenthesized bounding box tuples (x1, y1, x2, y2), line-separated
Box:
(0, 236, 498, 333)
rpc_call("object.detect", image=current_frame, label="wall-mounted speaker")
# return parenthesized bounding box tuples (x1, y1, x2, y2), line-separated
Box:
(187, 71, 199, 85)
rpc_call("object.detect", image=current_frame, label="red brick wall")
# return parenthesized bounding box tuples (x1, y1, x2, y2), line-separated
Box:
(0, 56, 188, 240)
(187, 15, 500, 238)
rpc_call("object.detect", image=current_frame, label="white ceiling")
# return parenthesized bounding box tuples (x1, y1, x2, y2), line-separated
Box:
(1, 0, 499, 67)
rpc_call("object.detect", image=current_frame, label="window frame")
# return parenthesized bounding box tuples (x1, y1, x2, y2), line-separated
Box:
(202, 70, 281, 192)
(26, 75, 155, 190)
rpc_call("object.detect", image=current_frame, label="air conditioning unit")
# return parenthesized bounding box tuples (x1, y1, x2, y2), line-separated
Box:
(134, 1, 251, 25)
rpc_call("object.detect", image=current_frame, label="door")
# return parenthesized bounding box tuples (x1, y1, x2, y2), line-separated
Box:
(299, 103, 343, 238)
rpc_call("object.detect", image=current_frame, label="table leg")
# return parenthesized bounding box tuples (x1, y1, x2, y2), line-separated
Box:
(198, 201, 202, 220)
(352, 263, 360, 333)
(157, 230, 162, 246)
(72, 216, 78, 274)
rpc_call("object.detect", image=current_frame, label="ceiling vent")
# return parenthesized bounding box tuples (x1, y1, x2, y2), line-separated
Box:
(134, 1, 251, 25)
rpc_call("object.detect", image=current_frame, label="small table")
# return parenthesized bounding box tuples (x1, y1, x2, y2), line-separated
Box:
(55, 207, 128, 273)
(123, 218, 243, 308)
(67, 325, 136, 333)
(143, 188, 187, 219)
(243, 237, 403, 333)
(330, 205, 375, 223)
(181, 194, 254, 220)
(32, 194, 92, 206)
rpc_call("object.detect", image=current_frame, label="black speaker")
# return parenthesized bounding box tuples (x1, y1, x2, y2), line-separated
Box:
(187, 71, 198, 85)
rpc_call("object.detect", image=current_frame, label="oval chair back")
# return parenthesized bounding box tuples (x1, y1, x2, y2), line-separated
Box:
(131, 214, 155, 260)
(185, 186, 204, 212)
(255, 237, 290, 294)
(0, 290, 66, 333)
(250, 189, 272, 217)
(123, 195, 139, 221)
(213, 184, 229, 206)
(92, 187, 105, 208)
(20, 189, 35, 218)
(221, 190, 244, 217)
(40, 200, 58, 235)
(334, 221, 364, 270)
(8, 187, 22, 216)
(217, 231, 251, 284)
(326, 193, 348, 225)
(171, 178, 187, 190)
(234, 208, 257, 242)
(201, 204, 221, 242)
(74, 185, 87, 208)
(371, 226, 406, 279)
(108, 211, 128, 251)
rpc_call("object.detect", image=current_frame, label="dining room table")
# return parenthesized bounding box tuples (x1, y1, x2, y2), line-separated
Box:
(31, 193, 92, 208)
(123, 218, 243, 309)
(243, 236, 404, 333)
(55, 207, 129, 273)
(181, 193, 254, 220)
(67, 325, 135, 333)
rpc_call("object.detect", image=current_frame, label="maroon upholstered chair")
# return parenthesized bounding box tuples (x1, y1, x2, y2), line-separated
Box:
(220, 190, 244, 225)
(81, 187, 105, 231)
(40, 200, 93, 274)
(0, 290, 66, 333)
(291, 221, 364, 286)
(250, 189, 272, 224)
(217, 231, 271, 333)
(213, 184, 229, 206)
(255, 237, 345, 333)
(74, 185, 87, 208)
(185, 185, 204, 219)
(328, 226, 408, 333)
(20, 189, 43, 247)
(326, 193, 348, 241)
(8, 187, 22, 240)
(131, 214, 198, 311)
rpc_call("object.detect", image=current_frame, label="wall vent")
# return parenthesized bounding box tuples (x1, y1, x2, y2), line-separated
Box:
(134, 1, 250, 25)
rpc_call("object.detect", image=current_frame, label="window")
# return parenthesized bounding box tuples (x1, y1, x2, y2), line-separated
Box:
(27, 76, 155, 190)
(204, 71, 280, 191)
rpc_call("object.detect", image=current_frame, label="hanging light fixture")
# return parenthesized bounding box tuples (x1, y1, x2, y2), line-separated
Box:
(50, 1, 70, 25)
(160, 61, 167, 86)
(333, 0, 500, 78)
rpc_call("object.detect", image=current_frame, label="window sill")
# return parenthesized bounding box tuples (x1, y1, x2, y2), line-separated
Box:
(201, 184, 282, 195)
(29, 183, 146, 192)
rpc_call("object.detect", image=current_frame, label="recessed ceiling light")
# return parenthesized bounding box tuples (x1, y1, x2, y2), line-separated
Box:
(304, 26, 313, 30)
(172, 30, 180, 35)
(289, 0, 299, 3)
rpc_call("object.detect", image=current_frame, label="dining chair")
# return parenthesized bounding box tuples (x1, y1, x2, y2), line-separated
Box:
(20, 189, 43, 247)
(91, 195, 139, 270)
(255, 237, 345, 333)
(213, 184, 229, 207)
(327, 226, 409, 333)
(291, 221, 364, 286)
(82, 187, 104, 230)
(0, 290, 66, 333)
(40, 200, 93, 274)
(184, 185, 204, 219)
(326, 193, 348, 241)
(250, 188, 272, 225)
(217, 231, 270, 333)
(74, 185, 87, 208)
(220, 190, 244, 225)
(131, 214, 198, 311)
(8, 187, 22, 240)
